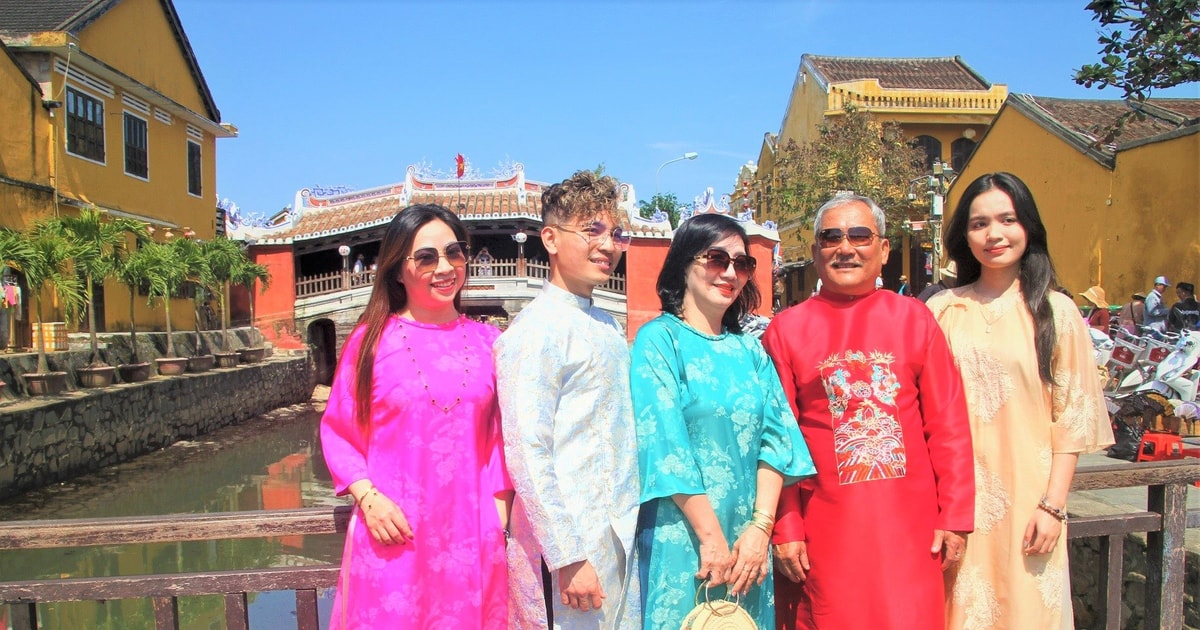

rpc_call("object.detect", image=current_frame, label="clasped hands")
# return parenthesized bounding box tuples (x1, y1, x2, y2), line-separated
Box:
(695, 527, 771, 597)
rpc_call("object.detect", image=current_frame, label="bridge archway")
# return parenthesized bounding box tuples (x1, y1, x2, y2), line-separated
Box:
(307, 319, 338, 385)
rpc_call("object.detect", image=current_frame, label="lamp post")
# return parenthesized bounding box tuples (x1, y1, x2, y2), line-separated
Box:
(512, 231, 528, 276)
(927, 163, 954, 282)
(338, 245, 351, 290)
(655, 152, 699, 197)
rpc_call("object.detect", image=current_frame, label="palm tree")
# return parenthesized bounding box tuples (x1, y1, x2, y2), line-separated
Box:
(169, 236, 215, 357)
(202, 237, 245, 352)
(231, 257, 270, 331)
(139, 240, 186, 358)
(115, 242, 166, 365)
(1, 221, 85, 374)
(48, 208, 148, 366)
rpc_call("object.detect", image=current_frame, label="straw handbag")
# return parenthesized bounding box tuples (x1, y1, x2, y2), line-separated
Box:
(680, 580, 758, 630)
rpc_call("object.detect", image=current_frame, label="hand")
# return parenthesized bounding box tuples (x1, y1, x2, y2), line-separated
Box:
(560, 560, 606, 612)
(772, 540, 810, 583)
(932, 529, 967, 571)
(361, 489, 414, 546)
(1023, 509, 1063, 555)
(696, 537, 734, 586)
(729, 527, 770, 596)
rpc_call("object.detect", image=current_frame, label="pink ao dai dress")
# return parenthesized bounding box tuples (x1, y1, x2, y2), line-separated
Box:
(320, 315, 509, 629)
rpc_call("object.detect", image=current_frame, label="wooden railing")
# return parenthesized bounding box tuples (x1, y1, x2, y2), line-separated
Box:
(2, 461, 1196, 629)
(295, 258, 627, 298)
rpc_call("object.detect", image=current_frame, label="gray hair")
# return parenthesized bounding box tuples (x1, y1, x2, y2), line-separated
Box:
(812, 193, 886, 235)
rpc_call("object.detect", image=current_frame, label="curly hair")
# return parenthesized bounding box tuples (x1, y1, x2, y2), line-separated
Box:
(541, 170, 625, 225)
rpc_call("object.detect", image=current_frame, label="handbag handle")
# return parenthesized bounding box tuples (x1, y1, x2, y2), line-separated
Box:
(694, 579, 742, 614)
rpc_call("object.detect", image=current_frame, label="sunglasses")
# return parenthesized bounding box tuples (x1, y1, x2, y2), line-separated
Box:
(406, 241, 469, 271)
(816, 227, 880, 248)
(695, 249, 757, 276)
(552, 223, 632, 252)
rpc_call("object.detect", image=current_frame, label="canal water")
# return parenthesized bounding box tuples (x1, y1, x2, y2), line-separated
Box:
(0, 388, 344, 629)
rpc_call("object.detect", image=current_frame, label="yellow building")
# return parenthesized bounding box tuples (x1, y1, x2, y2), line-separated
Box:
(754, 55, 1007, 304)
(0, 0, 235, 337)
(947, 94, 1200, 311)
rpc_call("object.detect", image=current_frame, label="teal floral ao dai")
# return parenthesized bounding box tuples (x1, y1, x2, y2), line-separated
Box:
(631, 314, 816, 630)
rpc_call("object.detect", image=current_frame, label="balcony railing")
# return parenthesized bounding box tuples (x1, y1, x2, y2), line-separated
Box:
(4, 461, 1193, 629)
(295, 259, 626, 298)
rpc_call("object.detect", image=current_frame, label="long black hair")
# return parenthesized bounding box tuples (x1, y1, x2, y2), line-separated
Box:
(945, 172, 1058, 383)
(354, 204, 469, 427)
(657, 214, 760, 334)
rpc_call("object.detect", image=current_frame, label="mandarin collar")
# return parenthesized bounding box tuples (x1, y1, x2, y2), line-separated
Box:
(817, 287, 880, 304)
(542, 282, 594, 311)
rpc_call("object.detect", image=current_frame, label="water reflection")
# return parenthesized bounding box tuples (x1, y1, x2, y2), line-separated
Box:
(0, 397, 345, 629)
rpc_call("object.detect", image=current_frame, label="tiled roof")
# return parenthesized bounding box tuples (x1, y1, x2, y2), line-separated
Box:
(269, 189, 544, 242)
(0, 0, 221, 123)
(1016, 95, 1191, 149)
(1149, 99, 1200, 121)
(804, 55, 991, 91)
(0, 0, 96, 32)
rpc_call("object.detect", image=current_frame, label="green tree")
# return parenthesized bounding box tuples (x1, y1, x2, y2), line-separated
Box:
(1, 221, 85, 373)
(170, 237, 217, 357)
(231, 257, 270, 330)
(637, 192, 683, 228)
(765, 105, 927, 240)
(48, 208, 148, 365)
(1074, 0, 1200, 100)
(115, 243, 166, 364)
(139, 240, 187, 358)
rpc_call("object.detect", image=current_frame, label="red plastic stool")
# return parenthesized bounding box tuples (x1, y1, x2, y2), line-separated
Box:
(1136, 430, 1184, 462)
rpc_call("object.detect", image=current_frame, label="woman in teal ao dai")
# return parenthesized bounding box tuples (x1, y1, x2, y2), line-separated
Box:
(632, 214, 815, 629)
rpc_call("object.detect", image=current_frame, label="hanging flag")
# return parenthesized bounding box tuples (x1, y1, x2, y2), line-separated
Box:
(456, 154, 465, 179)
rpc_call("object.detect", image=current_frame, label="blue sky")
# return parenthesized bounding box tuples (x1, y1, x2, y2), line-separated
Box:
(174, 1, 1200, 219)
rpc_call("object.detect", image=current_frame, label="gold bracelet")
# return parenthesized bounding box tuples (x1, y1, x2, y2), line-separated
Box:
(358, 485, 379, 513)
(752, 509, 776, 524)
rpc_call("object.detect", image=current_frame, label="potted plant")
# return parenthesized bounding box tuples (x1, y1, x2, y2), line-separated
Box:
(50, 208, 147, 387)
(169, 236, 215, 373)
(231, 254, 270, 363)
(140, 241, 189, 376)
(0, 221, 85, 395)
(114, 240, 161, 383)
(203, 237, 245, 368)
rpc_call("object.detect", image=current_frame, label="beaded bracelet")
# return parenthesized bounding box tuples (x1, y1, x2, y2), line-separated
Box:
(1037, 497, 1069, 523)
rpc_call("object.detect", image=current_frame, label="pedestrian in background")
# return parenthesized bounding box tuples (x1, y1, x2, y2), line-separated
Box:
(320, 204, 510, 629)
(918, 261, 957, 302)
(631, 213, 814, 629)
(929, 172, 1113, 629)
(1168, 282, 1199, 332)
(1079, 285, 1110, 332)
(1145, 275, 1171, 333)
(1116, 292, 1146, 336)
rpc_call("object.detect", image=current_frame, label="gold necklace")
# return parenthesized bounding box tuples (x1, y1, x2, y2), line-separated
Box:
(971, 286, 1019, 334)
(400, 317, 471, 413)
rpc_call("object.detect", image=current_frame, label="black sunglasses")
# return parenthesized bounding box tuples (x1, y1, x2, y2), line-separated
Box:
(695, 249, 756, 276)
(406, 241, 469, 271)
(816, 227, 879, 248)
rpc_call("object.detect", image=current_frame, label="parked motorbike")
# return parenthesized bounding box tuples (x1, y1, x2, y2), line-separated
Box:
(1134, 330, 1200, 402)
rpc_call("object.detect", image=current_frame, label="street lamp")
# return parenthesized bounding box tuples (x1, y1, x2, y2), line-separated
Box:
(338, 245, 351, 289)
(655, 152, 699, 197)
(511, 231, 528, 276)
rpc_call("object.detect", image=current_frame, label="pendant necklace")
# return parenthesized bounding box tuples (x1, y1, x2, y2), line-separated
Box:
(972, 286, 1017, 334)
(400, 317, 470, 413)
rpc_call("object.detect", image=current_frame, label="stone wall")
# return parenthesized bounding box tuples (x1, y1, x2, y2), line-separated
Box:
(1071, 534, 1200, 629)
(0, 355, 313, 500)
